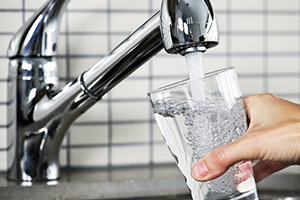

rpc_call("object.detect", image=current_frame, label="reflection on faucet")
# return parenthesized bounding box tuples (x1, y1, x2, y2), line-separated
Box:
(6, 0, 218, 181)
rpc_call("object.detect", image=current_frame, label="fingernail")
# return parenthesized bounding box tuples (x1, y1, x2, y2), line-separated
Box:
(192, 161, 209, 178)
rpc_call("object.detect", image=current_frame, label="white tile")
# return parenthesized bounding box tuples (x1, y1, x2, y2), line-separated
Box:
(24, 11, 36, 22)
(152, 56, 187, 76)
(25, 0, 48, 9)
(59, 13, 67, 33)
(111, 79, 149, 99)
(75, 102, 108, 122)
(231, 14, 263, 32)
(57, 58, 67, 77)
(239, 77, 264, 95)
(0, 82, 7, 102)
(111, 0, 148, 10)
(268, 77, 299, 94)
(268, 57, 299, 74)
(0, 151, 7, 171)
(268, 14, 299, 32)
(69, 57, 102, 77)
(111, 102, 149, 121)
(268, 35, 299, 53)
(215, 14, 227, 35)
(0, 1, 22, 9)
(152, 143, 174, 164)
(59, 148, 67, 167)
(68, 0, 107, 9)
(202, 56, 227, 73)
(0, 36, 14, 56)
(110, 35, 129, 51)
(70, 147, 108, 167)
(231, 35, 264, 53)
(0, 13, 22, 33)
(211, 0, 227, 10)
(7, 112, 15, 148)
(152, 123, 164, 142)
(68, 12, 107, 33)
(112, 123, 149, 144)
(111, 145, 149, 166)
(111, 13, 149, 33)
(70, 125, 108, 145)
(0, 128, 6, 149)
(231, 0, 264, 10)
(57, 35, 66, 56)
(151, 0, 162, 10)
(61, 132, 68, 146)
(268, 0, 299, 10)
(130, 62, 150, 77)
(152, 78, 184, 91)
(0, 105, 7, 126)
(0, 59, 9, 79)
(69, 35, 108, 55)
(232, 56, 264, 74)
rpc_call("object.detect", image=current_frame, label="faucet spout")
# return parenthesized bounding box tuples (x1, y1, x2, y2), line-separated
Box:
(7, 0, 218, 181)
(160, 0, 219, 55)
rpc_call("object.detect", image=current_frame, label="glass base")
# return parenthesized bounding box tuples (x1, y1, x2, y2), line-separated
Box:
(218, 189, 259, 200)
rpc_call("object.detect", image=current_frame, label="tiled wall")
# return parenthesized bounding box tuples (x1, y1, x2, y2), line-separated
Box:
(0, 0, 300, 173)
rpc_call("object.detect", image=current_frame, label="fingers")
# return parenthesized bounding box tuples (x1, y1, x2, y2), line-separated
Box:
(191, 141, 249, 181)
(191, 93, 300, 183)
(253, 160, 290, 182)
(191, 143, 291, 183)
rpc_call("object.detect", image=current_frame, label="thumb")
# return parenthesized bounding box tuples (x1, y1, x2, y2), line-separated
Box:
(191, 140, 248, 181)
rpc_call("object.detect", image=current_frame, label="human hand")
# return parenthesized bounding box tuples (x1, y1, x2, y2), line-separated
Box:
(191, 93, 300, 182)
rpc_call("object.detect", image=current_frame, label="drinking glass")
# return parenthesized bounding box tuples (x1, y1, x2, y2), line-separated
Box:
(148, 67, 259, 200)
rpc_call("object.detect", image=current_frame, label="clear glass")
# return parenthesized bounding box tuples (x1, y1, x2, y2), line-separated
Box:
(148, 67, 259, 200)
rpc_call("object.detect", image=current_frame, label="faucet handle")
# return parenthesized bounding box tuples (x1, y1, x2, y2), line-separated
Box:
(7, 0, 70, 58)
(160, 0, 219, 55)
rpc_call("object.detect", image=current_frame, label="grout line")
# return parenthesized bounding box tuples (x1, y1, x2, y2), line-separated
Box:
(148, 0, 154, 167)
(65, 7, 71, 169)
(107, 0, 112, 169)
(263, 0, 269, 93)
(226, 0, 232, 68)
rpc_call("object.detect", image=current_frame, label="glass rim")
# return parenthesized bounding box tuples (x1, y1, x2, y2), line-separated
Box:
(148, 67, 235, 96)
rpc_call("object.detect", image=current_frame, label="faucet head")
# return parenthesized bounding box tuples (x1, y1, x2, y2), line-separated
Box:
(160, 0, 219, 55)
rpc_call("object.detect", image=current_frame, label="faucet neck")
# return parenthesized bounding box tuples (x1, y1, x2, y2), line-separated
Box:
(7, 0, 70, 58)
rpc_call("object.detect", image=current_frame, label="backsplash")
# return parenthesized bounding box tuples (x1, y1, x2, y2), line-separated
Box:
(0, 0, 300, 174)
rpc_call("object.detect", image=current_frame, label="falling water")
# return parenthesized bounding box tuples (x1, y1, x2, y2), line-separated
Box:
(185, 52, 205, 101)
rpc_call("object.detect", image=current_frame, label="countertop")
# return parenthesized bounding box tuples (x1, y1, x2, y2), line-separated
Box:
(1, 164, 300, 200)
(0, 164, 191, 200)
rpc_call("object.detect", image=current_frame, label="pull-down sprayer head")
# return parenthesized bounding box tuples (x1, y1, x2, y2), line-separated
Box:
(160, 0, 219, 55)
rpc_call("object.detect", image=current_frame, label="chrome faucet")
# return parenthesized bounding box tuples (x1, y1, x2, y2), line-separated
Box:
(7, 0, 218, 181)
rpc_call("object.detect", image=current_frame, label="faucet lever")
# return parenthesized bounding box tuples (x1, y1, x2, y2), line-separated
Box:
(7, 0, 70, 58)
